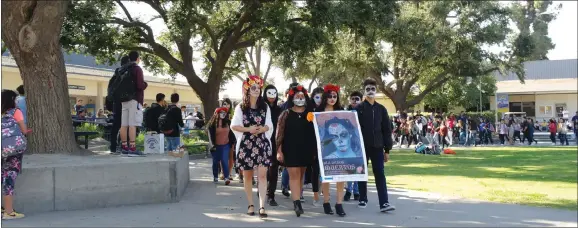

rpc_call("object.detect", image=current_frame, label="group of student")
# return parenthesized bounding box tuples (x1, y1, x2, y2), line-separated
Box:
(205, 75, 396, 219)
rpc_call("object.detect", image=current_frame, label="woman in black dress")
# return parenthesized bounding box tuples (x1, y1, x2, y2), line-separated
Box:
(316, 84, 347, 217)
(231, 75, 274, 218)
(276, 85, 316, 217)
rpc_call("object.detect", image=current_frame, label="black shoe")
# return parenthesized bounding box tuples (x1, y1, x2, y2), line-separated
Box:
(268, 197, 279, 206)
(380, 203, 396, 212)
(344, 191, 351, 201)
(282, 188, 290, 197)
(259, 207, 268, 219)
(293, 200, 304, 217)
(247, 205, 255, 216)
(323, 202, 334, 215)
(335, 203, 346, 217)
(353, 193, 360, 201)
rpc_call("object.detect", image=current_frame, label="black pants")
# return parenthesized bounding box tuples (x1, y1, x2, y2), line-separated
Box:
(550, 132, 556, 143)
(109, 102, 122, 152)
(267, 159, 279, 199)
(304, 165, 312, 185)
(525, 132, 535, 145)
(558, 133, 568, 145)
(358, 147, 389, 206)
(513, 131, 522, 142)
(407, 134, 417, 146)
(499, 134, 509, 144)
(311, 157, 320, 193)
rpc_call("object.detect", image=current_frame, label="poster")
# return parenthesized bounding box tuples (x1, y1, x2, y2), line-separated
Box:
(496, 93, 509, 113)
(312, 111, 369, 183)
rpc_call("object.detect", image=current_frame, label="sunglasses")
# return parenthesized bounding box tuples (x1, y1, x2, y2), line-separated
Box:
(365, 87, 376, 92)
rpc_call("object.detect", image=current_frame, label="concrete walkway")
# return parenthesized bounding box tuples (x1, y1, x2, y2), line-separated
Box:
(4, 159, 577, 227)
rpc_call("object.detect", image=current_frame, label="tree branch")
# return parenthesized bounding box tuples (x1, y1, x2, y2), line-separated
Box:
(263, 55, 273, 81)
(115, 0, 134, 22)
(206, 50, 215, 64)
(246, 48, 257, 74)
(234, 39, 256, 50)
(406, 72, 450, 107)
(141, 0, 168, 24)
(109, 17, 155, 44)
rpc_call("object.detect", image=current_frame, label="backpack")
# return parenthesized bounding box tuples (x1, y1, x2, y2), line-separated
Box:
(2, 109, 27, 158)
(105, 72, 121, 112)
(415, 143, 427, 154)
(112, 64, 137, 103)
(158, 105, 176, 135)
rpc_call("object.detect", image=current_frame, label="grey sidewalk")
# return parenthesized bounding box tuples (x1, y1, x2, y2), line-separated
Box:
(3, 159, 577, 227)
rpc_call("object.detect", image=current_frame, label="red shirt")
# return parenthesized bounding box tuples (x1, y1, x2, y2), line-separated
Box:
(549, 123, 557, 133)
(133, 65, 147, 105)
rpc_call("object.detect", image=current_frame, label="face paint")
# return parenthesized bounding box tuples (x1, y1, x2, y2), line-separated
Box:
(349, 96, 361, 106)
(219, 112, 226, 119)
(328, 91, 338, 106)
(292, 92, 306, 106)
(265, 89, 277, 99)
(222, 103, 230, 109)
(249, 85, 260, 97)
(364, 85, 377, 98)
(328, 123, 350, 152)
(313, 94, 322, 106)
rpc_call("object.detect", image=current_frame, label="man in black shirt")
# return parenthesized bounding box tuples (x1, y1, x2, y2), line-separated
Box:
(144, 93, 166, 133)
(164, 93, 184, 151)
(355, 78, 396, 213)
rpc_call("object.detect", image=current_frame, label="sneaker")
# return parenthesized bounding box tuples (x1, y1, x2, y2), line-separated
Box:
(282, 188, 290, 197)
(300, 196, 306, 202)
(121, 146, 130, 156)
(110, 150, 121, 155)
(2, 211, 25, 220)
(213, 178, 218, 183)
(268, 198, 279, 206)
(128, 150, 146, 157)
(380, 203, 396, 212)
(313, 200, 322, 207)
(358, 201, 367, 208)
(224, 178, 231, 185)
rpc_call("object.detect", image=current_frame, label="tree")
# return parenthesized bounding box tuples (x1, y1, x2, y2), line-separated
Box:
(510, 0, 562, 60)
(62, 1, 328, 117)
(240, 40, 273, 82)
(422, 74, 497, 111)
(1, 1, 80, 154)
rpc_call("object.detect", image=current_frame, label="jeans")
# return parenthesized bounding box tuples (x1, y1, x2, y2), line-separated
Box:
(467, 131, 478, 146)
(166, 137, 181, 151)
(359, 147, 389, 206)
(558, 133, 568, 145)
(212, 144, 230, 179)
(346, 181, 359, 194)
(459, 131, 466, 145)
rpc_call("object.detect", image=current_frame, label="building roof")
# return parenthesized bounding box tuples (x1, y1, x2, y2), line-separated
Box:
(496, 78, 578, 94)
(1, 52, 190, 86)
(493, 59, 577, 81)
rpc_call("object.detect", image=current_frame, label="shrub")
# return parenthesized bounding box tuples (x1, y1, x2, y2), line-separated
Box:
(74, 123, 103, 140)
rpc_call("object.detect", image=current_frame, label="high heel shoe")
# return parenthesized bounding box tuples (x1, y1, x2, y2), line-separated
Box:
(293, 200, 304, 217)
(259, 207, 268, 219)
(335, 203, 346, 217)
(246, 205, 255, 216)
(323, 202, 334, 215)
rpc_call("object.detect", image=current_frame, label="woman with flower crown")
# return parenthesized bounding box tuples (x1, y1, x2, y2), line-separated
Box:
(315, 83, 347, 217)
(230, 75, 274, 219)
(275, 85, 316, 217)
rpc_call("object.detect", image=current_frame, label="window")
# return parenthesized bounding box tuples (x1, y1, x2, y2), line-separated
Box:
(522, 102, 535, 117)
(509, 102, 522, 112)
(555, 104, 567, 118)
(539, 105, 553, 117)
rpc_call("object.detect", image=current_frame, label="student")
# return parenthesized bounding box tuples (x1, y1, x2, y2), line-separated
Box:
(355, 78, 396, 213)
(344, 91, 362, 202)
(119, 51, 148, 156)
(162, 93, 185, 151)
(263, 84, 282, 206)
(207, 107, 233, 185)
(308, 86, 325, 206)
(548, 119, 557, 145)
(15, 85, 26, 125)
(144, 93, 166, 133)
(1, 89, 31, 220)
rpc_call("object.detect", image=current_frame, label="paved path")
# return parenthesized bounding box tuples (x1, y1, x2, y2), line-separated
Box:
(4, 159, 577, 227)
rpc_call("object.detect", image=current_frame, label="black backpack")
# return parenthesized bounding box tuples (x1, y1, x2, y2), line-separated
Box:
(105, 72, 121, 111)
(113, 64, 137, 103)
(158, 105, 176, 134)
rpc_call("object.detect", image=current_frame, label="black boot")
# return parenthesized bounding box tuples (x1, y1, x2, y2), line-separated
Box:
(323, 202, 334, 215)
(293, 200, 304, 217)
(353, 193, 360, 201)
(344, 191, 351, 201)
(335, 203, 346, 217)
(268, 197, 279, 206)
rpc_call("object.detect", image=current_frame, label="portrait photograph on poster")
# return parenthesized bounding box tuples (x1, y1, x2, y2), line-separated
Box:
(312, 111, 369, 183)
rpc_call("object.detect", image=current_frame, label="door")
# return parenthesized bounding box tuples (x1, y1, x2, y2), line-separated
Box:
(555, 103, 567, 118)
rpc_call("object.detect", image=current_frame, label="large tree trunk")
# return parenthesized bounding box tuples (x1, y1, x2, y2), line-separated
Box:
(198, 85, 220, 122)
(1, 1, 80, 154)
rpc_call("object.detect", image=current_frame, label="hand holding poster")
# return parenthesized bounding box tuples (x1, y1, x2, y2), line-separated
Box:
(312, 111, 369, 183)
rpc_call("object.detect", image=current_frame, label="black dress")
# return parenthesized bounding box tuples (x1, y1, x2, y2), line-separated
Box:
(279, 110, 316, 167)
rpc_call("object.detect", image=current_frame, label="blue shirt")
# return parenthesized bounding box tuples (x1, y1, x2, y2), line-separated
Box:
(16, 95, 27, 124)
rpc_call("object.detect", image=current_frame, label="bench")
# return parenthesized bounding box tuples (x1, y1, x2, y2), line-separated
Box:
(74, 131, 99, 149)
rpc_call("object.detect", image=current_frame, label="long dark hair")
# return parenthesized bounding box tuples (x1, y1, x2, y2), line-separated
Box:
(285, 86, 311, 110)
(318, 90, 343, 112)
(1, 89, 18, 114)
(221, 98, 234, 116)
(207, 109, 231, 129)
(308, 87, 324, 110)
(240, 85, 267, 112)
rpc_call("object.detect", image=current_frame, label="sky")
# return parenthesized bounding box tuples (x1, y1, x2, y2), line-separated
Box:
(122, 1, 577, 100)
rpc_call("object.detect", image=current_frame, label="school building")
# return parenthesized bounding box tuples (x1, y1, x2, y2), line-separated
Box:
(489, 59, 577, 121)
(1, 52, 202, 116)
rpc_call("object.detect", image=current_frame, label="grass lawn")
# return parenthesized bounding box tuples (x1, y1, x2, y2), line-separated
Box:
(368, 146, 578, 210)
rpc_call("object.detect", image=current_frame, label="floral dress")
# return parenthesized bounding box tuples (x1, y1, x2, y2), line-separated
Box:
(236, 108, 272, 170)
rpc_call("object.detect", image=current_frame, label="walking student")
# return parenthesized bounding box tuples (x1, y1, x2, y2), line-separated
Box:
(117, 51, 148, 156)
(345, 91, 362, 201)
(208, 107, 233, 185)
(557, 118, 569, 146)
(230, 75, 274, 219)
(548, 119, 557, 145)
(275, 85, 316, 217)
(263, 84, 282, 206)
(355, 78, 396, 213)
(2, 89, 31, 220)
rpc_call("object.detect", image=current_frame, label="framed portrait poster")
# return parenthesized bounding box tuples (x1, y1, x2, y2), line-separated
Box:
(312, 111, 369, 183)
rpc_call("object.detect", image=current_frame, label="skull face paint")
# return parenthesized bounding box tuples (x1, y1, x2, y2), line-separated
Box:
(328, 123, 351, 152)
(349, 96, 361, 106)
(327, 91, 338, 106)
(219, 112, 226, 119)
(249, 85, 260, 98)
(313, 94, 322, 106)
(266, 89, 277, 99)
(292, 92, 306, 107)
(364, 85, 377, 98)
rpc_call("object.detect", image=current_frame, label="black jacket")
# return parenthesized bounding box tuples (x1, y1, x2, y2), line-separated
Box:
(165, 104, 184, 137)
(145, 103, 164, 132)
(355, 100, 393, 152)
(263, 84, 282, 156)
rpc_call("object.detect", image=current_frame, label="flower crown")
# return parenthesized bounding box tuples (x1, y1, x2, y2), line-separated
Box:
(215, 107, 229, 114)
(323, 84, 340, 93)
(243, 75, 264, 91)
(288, 85, 308, 96)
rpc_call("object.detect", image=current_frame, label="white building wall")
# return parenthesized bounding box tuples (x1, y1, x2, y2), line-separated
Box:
(534, 93, 578, 120)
